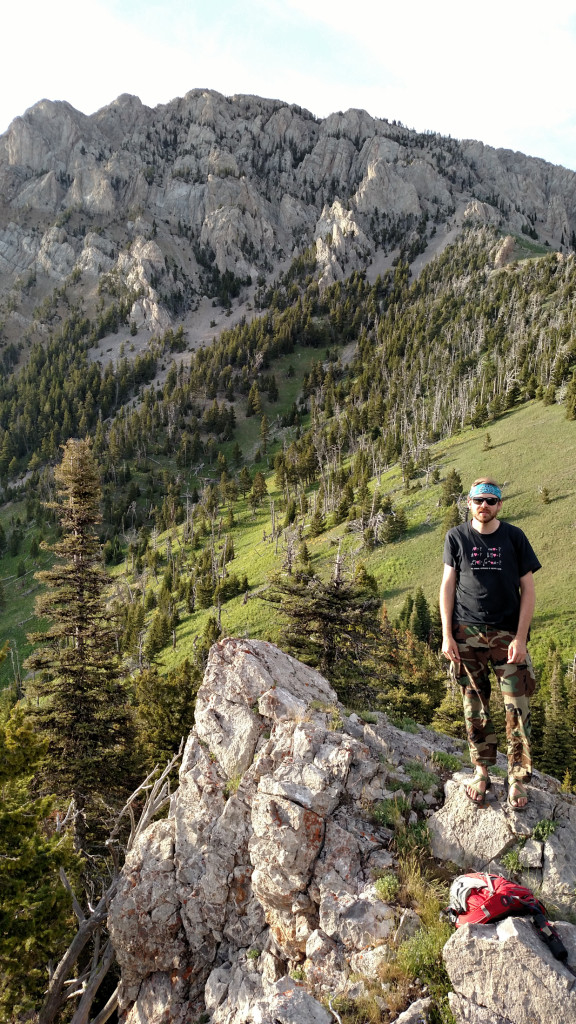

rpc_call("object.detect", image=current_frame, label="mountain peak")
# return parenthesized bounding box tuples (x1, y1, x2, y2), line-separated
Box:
(1, 87, 575, 351)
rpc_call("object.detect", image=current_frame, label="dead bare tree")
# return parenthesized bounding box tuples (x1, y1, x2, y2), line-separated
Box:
(38, 748, 182, 1024)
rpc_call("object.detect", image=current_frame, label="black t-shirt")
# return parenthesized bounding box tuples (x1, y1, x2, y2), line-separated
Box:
(443, 520, 541, 631)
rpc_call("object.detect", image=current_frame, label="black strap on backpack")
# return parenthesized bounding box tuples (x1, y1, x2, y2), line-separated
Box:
(525, 906, 568, 962)
(506, 894, 568, 963)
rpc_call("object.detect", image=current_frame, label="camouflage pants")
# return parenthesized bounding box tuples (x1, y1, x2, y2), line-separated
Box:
(453, 624, 536, 781)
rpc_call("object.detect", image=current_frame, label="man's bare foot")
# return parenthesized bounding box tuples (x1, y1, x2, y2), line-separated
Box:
(465, 769, 490, 806)
(508, 779, 528, 810)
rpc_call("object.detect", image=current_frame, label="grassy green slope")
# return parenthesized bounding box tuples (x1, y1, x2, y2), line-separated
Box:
(365, 400, 576, 667)
(0, 507, 52, 691)
(3, 228, 576, 689)
(158, 398, 575, 675)
(0, 343, 330, 691)
(2, 392, 573, 693)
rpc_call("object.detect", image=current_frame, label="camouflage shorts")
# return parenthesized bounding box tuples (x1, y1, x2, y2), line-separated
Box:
(453, 624, 535, 781)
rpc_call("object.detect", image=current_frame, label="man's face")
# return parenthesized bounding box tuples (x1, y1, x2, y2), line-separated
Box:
(468, 494, 502, 524)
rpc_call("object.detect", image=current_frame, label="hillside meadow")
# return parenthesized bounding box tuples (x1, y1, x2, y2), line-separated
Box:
(1, 396, 574, 693)
(158, 398, 576, 676)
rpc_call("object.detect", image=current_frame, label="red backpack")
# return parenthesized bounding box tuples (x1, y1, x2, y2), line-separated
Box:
(447, 872, 568, 962)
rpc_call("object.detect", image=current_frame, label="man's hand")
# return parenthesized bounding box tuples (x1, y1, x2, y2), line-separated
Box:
(510, 574, 535, 664)
(507, 636, 527, 664)
(439, 566, 459, 662)
(442, 635, 461, 662)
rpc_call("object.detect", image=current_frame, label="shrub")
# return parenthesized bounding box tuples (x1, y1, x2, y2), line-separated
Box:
(390, 716, 420, 734)
(310, 701, 343, 731)
(328, 995, 385, 1024)
(224, 773, 243, 797)
(374, 872, 400, 902)
(372, 795, 411, 829)
(405, 760, 440, 793)
(429, 998, 457, 1024)
(501, 847, 523, 874)
(359, 711, 378, 724)
(431, 751, 461, 772)
(532, 818, 556, 842)
(387, 777, 413, 794)
(378, 855, 454, 1018)
(396, 921, 453, 995)
(394, 820, 430, 856)
(373, 849, 457, 1021)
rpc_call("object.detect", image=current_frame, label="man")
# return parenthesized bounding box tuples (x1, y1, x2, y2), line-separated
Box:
(439, 477, 541, 809)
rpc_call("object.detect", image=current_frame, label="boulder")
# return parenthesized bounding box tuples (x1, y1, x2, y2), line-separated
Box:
(318, 884, 396, 949)
(108, 639, 576, 1024)
(443, 916, 576, 1024)
(389, 998, 432, 1023)
(429, 770, 576, 905)
(428, 774, 517, 869)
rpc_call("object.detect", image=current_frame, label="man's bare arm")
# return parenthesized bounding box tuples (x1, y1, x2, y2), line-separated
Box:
(508, 571, 535, 663)
(440, 563, 460, 662)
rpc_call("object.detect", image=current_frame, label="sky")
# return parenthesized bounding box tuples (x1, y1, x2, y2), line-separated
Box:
(2, 0, 576, 170)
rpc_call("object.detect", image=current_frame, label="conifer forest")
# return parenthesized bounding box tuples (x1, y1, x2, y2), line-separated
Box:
(1, 211, 576, 1020)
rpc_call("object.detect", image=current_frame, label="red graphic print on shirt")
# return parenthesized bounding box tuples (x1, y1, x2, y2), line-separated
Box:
(470, 544, 502, 570)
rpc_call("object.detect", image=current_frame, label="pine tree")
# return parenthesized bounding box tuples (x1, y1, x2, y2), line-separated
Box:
(265, 564, 391, 704)
(295, 541, 312, 571)
(25, 439, 134, 844)
(249, 471, 268, 510)
(442, 502, 461, 532)
(144, 609, 172, 658)
(284, 498, 297, 528)
(309, 498, 326, 537)
(0, 698, 80, 1020)
(441, 469, 463, 507)
(565, 371, 576, 420)
(0, 433, 14, 477)
(382, 632, 445, 724)
(431, 678, 467, 739)
(528, 677, 546, 766)
(195, 573, 215, 610)
(566, 661, 576, 777)
(134, 659, 201, 770)
(428, 601, 443, 650)
(540, 655, 572, 777)
(246, 382, 262, 417)
(238, 465, 252, 497)
(396, 594, 414, 629)
(409, 587, 431, 642)
(260, 414, 270, 453)
(334, 481, 354, 524)
(196, 615, 222, 667)
(382, 504, 408, 541)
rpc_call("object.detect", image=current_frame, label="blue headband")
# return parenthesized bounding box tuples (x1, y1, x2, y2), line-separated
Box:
(469, 483, 501, 500)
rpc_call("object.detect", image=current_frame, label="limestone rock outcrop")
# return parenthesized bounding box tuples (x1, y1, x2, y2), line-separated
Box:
(107, 638, 576, 1024)
(444, 916, 576, 1024)
(2, 88, 576, 347)
(428, 769, 576, 907)
(108, 637, 459, 1021)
